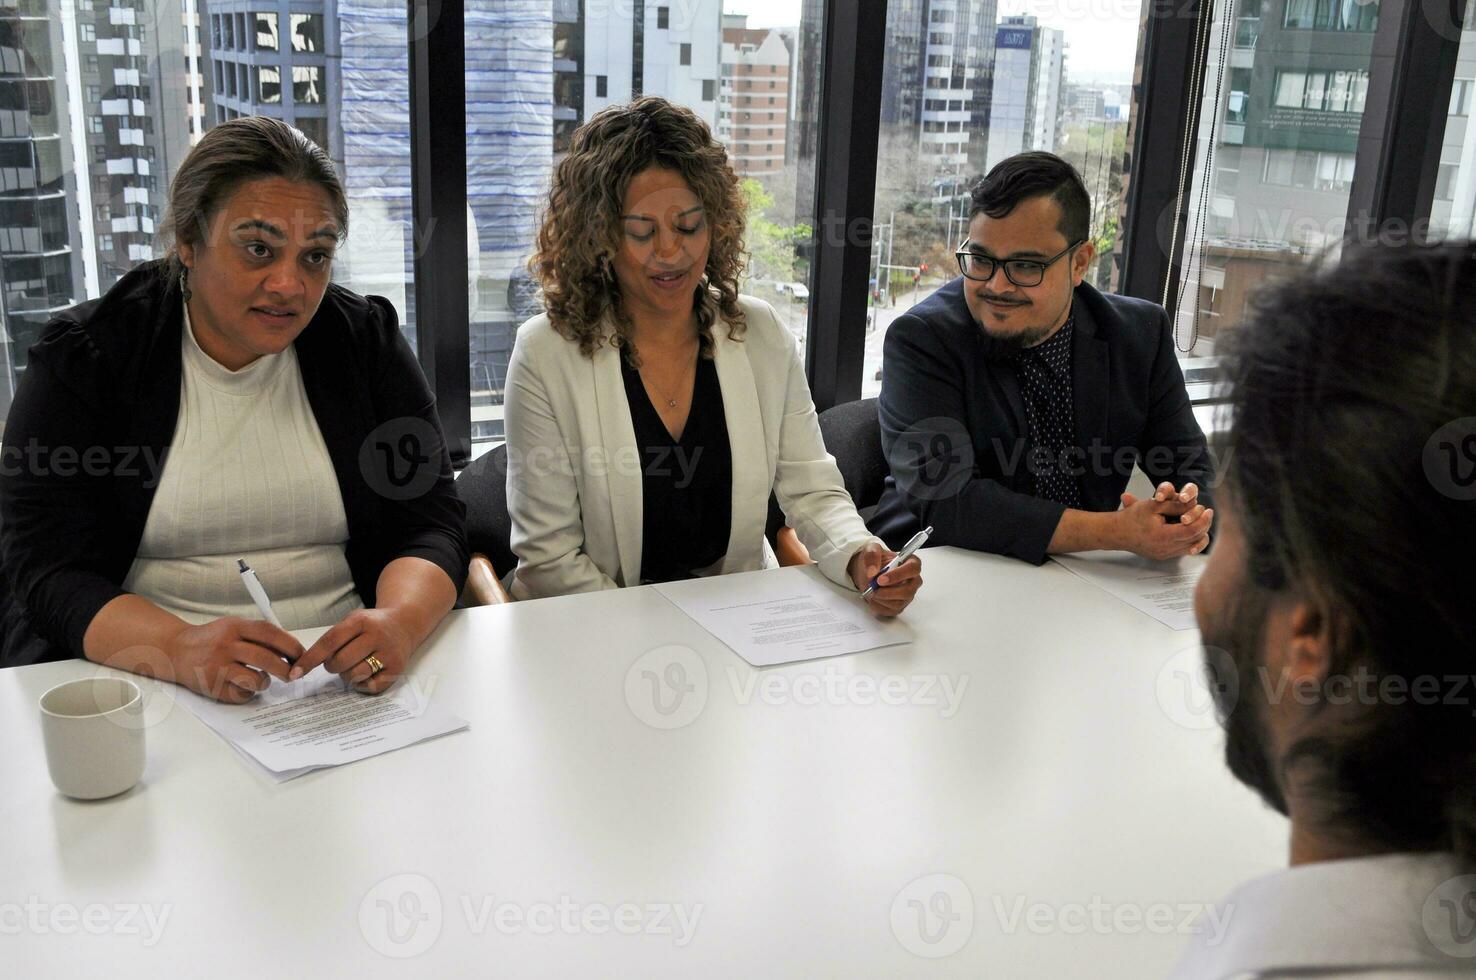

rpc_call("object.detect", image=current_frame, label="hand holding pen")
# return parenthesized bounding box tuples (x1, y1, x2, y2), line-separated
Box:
(847, 526, 930, 617)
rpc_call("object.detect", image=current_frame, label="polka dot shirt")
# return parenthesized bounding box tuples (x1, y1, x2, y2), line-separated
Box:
(1010, 317, 1081, 508)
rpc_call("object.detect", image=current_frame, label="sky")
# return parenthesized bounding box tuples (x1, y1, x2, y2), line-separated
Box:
(721, 0, 1142, 82)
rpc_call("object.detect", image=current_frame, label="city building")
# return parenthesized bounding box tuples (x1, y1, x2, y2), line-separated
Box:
(872, 0, 997, 184)
(2, 0, 205, 414)
(717, 14, 791, 178)
(984, 15, 1066, 172)
(1183, 0, 1381, 353)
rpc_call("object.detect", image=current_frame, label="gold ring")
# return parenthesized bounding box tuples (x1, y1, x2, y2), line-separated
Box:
(365, 655, 385, 676)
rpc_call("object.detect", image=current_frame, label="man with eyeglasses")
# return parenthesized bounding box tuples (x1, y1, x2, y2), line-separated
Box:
(871, 152, 1214, 565)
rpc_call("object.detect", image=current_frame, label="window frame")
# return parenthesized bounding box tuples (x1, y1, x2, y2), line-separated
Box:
(399, 0, 1475, 459)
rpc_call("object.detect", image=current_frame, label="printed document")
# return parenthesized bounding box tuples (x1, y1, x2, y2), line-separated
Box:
(656, 566, 913, 666)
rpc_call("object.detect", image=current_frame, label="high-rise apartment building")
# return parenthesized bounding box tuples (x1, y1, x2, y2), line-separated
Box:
(2, 0, 206, 414)
(718, 14, 791, 178)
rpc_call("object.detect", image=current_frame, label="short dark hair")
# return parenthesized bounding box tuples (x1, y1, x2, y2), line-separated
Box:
(1221, 240, 1476, 870)
(969, 152, 1090, 245)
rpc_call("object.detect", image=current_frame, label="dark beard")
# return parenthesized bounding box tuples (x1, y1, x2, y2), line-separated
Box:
(988, 317, 1058, 351)
(1203, 587, 1291, 817)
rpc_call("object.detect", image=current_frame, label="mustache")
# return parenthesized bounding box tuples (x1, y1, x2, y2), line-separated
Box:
(978, 292, 1029, 304)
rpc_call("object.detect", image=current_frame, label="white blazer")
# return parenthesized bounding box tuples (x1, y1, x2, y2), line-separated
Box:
(504, 295, 880, 600)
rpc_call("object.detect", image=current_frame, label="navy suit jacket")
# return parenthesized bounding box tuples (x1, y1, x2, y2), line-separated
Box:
(870, 277, 1213, 564)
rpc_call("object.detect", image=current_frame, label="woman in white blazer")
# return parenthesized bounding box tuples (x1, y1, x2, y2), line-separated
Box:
(503, 96, 922, 614)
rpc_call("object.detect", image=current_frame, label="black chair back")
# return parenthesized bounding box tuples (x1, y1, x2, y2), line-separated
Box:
(457, 443, 516, 579)
(765, 396, 887, 543)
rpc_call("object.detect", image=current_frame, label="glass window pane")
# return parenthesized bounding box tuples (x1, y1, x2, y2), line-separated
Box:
(254, 12, 278, 53)
(464, 1, 818, 451)
(860, 3, 1144, 398)
(1429, 6, 1476, 239)
(1172, 0, 1382, 363)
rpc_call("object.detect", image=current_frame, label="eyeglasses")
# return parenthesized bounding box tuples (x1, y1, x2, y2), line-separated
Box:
(954, 239, 1084, 287)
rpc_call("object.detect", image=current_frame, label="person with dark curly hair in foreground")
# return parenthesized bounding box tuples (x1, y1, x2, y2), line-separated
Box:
(1170, 240, 1476, 977)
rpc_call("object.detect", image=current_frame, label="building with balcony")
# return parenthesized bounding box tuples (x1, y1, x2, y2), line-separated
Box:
(717, 15, 791, 179)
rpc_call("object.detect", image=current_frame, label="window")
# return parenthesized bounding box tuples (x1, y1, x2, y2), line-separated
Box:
(1272, 69, 1368, 113)
(1283, 0, 1378, 31)
(254, 12, 279, 53)
(291, 13, 324, 53)
(293, 66, 323, 104)
(1172, 0, 1381, 363)
(862, 9, 1143, 396)
(1436, 162, 1459, 202)
(461, 1, 821, 449)
(1451, 79, 1473, 117)
(296, 116, 328, 151)
(258, 66, 281, 104)
(1431, 18, 1476, 238)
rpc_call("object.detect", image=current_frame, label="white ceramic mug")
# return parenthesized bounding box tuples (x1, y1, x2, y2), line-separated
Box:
(39, 677, 146, 800)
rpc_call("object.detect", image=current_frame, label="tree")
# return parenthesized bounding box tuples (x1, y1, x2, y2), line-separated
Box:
(741, 178, 809, 284)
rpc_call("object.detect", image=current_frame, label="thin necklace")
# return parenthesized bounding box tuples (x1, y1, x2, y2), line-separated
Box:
(641, 355, 693, 409)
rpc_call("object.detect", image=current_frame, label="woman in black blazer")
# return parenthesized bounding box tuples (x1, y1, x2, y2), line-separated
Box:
(0, 117, 468, 701)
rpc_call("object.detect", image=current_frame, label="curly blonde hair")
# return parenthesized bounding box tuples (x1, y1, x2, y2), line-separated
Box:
(531, 96, 747, 361)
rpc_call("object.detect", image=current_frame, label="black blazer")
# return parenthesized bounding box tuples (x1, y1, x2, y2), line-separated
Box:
(870, 277, 1214, 565)
(0, 261, 469, 667)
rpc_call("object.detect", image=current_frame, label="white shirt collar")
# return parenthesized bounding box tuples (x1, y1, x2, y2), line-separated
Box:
(1168, 852, 1476, 978)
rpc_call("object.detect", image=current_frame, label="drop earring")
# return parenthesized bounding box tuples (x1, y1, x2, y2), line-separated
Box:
(180, 266, 192, 303)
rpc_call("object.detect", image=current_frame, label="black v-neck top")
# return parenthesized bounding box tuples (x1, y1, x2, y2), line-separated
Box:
(620, 351, 733, 584)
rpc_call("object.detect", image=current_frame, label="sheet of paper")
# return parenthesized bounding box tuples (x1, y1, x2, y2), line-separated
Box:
(175, 666, 467, 781)
(656, 566, 914, 666)
(1050, 551, 1205, 631)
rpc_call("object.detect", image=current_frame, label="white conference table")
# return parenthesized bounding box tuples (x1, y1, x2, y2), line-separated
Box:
(0, 546, 1286, 977)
